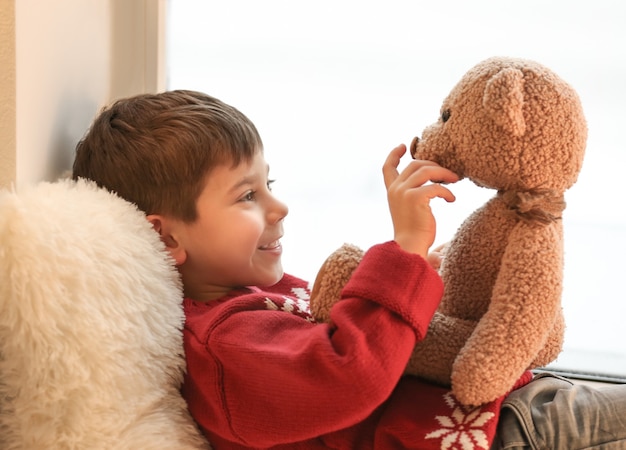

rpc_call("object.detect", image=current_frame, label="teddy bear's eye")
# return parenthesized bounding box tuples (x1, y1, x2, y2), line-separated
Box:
(441, 109, 451, 123)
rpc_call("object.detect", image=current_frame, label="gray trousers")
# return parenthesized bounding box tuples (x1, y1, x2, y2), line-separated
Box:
(492, 373, 626, 449)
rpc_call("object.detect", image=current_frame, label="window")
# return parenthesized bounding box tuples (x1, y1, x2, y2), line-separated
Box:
(167, 1, 626, 380)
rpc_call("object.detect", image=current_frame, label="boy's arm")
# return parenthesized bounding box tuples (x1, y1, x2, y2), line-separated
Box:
(184, 242, 443, 447)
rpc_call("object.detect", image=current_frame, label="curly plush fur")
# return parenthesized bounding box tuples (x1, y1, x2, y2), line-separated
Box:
(0, 179, 210, 449)
(311, 57, 587, 406)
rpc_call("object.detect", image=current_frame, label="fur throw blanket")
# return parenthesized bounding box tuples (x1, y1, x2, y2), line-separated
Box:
(0, 179, 209, 449)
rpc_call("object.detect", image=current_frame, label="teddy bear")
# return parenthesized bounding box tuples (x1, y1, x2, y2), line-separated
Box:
(310, 56, 587, 406)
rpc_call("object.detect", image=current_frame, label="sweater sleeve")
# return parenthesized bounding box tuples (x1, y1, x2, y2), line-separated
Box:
(341, 240, 443, 340)
(183, 241, 443, 447)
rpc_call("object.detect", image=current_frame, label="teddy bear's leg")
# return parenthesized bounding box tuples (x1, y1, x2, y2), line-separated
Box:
(310, 244, 365, 323)
(405, 312, 477, 386)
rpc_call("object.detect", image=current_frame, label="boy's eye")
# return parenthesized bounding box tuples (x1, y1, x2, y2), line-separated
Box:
(241, 191, 256, 202)
(239, 180, 275, 202)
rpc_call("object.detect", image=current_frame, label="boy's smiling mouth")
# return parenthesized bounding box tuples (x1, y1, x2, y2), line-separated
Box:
(259, 239, 281, 251)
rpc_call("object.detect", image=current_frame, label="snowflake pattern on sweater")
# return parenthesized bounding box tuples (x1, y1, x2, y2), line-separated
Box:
(383, 369, 533, 450)
(263, 286, 315, 322)
(425, 392, 495, 449)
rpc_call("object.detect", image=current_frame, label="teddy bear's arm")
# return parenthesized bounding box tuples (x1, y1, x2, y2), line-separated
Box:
(451, 222, 564, 406)
(405, 312, 477, 386)
(530, 305, 565, 368)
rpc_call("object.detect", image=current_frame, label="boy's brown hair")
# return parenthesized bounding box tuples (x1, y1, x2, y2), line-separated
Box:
(72, 90, 262, 221)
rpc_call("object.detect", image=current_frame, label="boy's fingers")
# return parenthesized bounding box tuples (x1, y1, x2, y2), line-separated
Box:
(407, 183, 457, 204)
(383, 144, 407, 188)
(401, 162, 460, 187)
(383, 145, 459, 191)
(427, 183, 457, 203)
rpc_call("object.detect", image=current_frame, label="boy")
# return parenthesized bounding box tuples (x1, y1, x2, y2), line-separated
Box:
(73, 90, 626, 449)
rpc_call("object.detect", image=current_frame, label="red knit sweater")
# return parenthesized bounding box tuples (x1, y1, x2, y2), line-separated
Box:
(182, 241, 530, 449)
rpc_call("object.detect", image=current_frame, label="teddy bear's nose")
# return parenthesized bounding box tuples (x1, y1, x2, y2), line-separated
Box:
(410, 136, 420, 159)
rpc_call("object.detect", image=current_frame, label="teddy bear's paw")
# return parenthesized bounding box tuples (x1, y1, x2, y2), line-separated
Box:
(451, 361, 519, 406)
(451, 383, 498, 407)
(310, 244, 364, 323)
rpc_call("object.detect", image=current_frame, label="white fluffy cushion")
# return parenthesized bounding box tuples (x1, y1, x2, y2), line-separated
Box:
(0, 179, 209, 449)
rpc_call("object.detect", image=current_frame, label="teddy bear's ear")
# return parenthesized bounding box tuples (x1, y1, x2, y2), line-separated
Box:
(483, 67, 526, 137)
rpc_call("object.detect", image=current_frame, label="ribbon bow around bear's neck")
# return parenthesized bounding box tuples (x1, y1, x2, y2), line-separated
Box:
(498, 188, 566, 225)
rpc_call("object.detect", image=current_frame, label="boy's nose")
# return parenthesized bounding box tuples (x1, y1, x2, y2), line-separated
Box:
(268, 197, 288, 224)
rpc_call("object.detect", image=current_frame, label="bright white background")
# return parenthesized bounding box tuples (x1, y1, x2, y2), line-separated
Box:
(167, 1, 626, 377)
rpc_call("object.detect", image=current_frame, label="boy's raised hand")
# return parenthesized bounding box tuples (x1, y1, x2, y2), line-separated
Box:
(383, 144, 459, 258)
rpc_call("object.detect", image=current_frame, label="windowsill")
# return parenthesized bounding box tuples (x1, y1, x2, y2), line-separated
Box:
(533, 368, 626, 388)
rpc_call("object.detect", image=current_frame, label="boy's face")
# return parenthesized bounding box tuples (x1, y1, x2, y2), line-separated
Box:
(159, 150, 288, 301)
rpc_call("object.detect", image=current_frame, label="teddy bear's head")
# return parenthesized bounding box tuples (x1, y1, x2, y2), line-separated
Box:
(410, 57, 587, 193)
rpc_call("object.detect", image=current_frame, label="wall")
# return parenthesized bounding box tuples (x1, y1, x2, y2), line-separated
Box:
(0, 0, 166, 190)
(0, 1, 16, 188)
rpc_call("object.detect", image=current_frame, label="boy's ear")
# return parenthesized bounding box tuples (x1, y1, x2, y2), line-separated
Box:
(146, 214, 187, 266)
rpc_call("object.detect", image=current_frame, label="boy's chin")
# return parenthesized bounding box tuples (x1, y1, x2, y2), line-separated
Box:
(260, 268, 284, 288)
